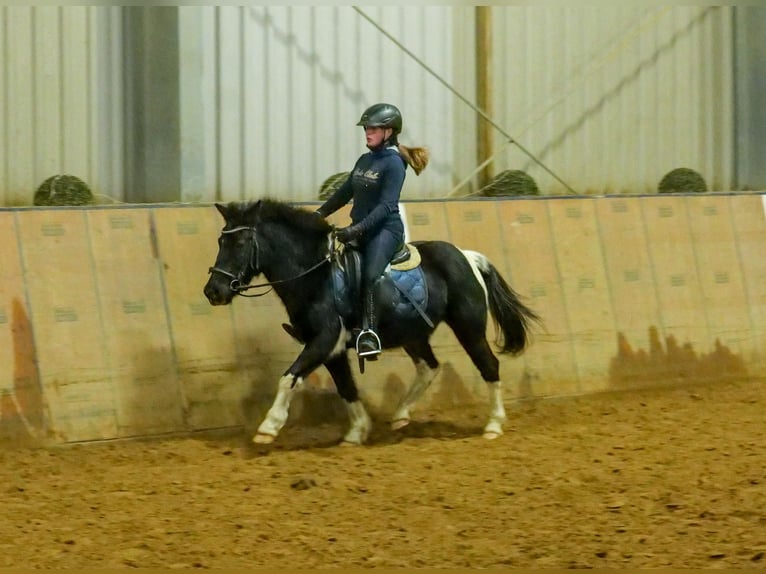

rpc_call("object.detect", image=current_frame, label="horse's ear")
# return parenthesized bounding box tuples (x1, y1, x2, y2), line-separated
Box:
(243, 200, 262, 221)
(214, 203, 228, 220)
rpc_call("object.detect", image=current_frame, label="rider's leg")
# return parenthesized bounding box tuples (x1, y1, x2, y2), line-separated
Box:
(357, 229, 400, 358)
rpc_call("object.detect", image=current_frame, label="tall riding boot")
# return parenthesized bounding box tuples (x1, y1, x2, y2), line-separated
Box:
(356, 290, 382, 359)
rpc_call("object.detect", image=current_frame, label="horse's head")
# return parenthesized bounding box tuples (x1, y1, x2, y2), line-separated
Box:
(203, 199, 333, 306)
(204, 201, 262, 305)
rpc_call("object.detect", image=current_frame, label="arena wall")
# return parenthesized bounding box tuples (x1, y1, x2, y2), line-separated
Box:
(1, 193, 764, 444)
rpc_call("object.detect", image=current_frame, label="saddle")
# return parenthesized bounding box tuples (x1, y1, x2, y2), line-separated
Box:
(331, 242, 432, 328)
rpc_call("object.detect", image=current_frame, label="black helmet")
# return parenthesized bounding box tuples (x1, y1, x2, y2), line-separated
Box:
(356, 103, 402, 135)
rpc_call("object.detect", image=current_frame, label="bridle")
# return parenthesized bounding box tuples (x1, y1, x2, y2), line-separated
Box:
(207, 225, 333, 298)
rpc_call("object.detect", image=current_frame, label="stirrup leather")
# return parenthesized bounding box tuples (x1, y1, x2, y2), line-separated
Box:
(355, 329, 381, 357)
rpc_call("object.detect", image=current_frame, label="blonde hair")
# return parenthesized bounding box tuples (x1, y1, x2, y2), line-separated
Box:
(398, 144, 430, 176)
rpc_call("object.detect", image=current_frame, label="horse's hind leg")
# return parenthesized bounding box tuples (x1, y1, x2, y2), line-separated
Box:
(483, 379, 506, 440)
(324, 354, 371, 446)
(391, 342, 441, 431)
(452, 326, 506, 440)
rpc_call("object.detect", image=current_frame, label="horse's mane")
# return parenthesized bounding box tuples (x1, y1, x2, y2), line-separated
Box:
(226, 198, 332, 235)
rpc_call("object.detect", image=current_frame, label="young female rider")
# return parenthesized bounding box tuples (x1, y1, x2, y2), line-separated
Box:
(315, 103, 429, 358)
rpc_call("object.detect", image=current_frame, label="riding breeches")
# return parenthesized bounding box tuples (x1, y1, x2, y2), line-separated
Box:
(362, 228, 402, 291)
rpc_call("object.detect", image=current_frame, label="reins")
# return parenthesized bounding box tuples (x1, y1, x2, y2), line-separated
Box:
(208, 225, 334, 298)
(234, 252, 332, 297)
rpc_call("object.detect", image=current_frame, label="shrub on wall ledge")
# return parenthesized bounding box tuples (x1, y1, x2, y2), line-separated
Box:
(478, 169, 540, 197)
(657, 168, 708, 194)
(34, 175, 94, 206)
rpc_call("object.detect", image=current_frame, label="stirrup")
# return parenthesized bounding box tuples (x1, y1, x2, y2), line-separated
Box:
(356, 329, 381, 358)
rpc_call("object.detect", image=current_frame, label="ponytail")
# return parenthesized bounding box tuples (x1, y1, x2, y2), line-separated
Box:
(398, 144, 430, 176)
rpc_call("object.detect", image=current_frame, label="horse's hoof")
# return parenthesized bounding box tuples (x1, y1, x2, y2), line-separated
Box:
(339, 440, 360, 447)
(391, 419, 410, 431)
(253, 433, 275, 444)
(482, 431, 502, 440)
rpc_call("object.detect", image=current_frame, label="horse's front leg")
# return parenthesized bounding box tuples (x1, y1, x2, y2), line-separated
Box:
(253, 373, 301, 444)
(253, 330, 340, 445)
(323, 354, 371, 446)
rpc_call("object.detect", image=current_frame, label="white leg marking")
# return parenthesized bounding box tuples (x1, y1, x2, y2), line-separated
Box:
(341, 400, 372, 446)
(391, 360, 440, 430)
(329, 325, 351, 358)
(253, 374, 301, 444)
(483, 381, 506, 439)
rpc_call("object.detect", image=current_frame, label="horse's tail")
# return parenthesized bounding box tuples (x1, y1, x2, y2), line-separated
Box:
(464, 250, 541, 355)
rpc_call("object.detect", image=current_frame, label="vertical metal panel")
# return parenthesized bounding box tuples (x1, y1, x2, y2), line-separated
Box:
(3, 7, 35, 203)
(178, 6, 217, 202)
(217, 6, 243, 198)
(34, 8, 62, 182)
(0, 7, 740, 204)
(0, 7, 124, 206)
(733, 7, 766, 191)
(61, 7, 89, 177)
(485, 6, 734, 196)
(0, 10, 4, 205)
(195, 6, 455, 202)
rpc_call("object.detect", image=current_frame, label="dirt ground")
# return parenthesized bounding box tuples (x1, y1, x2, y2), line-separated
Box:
(1, 378, 764, 569)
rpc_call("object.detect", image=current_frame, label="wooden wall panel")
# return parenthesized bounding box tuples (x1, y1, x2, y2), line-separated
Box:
(547, 199, 616, 393)
(0, 213, 44, 440)
(685, 196, 752, 361)
(595, 197, 662, 389)
(401, 201, 449, 242)
(6, 193, 766, 445)
(730, 195, 766, 372)
(86, 209, 184, 437)
(445, 201, 507, 274)
(641, 196, 710, 375)
(152, 207, 248, 429)
(16, 210, 116, 441)
(0, 213, 24, 396)
(497, 200, 577, 398)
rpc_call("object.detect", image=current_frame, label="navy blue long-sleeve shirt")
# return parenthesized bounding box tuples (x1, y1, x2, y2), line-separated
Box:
(317, 146, 407, 239)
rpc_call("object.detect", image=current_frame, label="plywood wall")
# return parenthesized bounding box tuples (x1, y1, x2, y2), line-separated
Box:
(1, 193, 764, 444)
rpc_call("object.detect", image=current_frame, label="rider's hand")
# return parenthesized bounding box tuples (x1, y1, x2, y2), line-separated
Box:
(333, 225, 361, 244)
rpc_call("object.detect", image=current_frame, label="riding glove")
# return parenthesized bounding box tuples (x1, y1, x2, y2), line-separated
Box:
(334, 224, 362, 244)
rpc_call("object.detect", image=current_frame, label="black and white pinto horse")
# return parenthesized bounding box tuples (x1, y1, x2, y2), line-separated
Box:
(203, 199, 540, 446)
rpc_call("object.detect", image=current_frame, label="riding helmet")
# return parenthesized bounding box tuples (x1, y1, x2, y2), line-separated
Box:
(356, 103, 402, 136)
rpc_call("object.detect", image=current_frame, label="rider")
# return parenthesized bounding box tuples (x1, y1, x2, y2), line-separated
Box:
(314, 103, 429, 359)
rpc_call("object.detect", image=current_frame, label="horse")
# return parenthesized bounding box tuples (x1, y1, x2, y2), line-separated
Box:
(203, 198, 540, 446)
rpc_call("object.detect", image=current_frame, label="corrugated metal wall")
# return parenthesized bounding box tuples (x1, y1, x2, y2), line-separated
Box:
(0, 6, 124, 206)
(486, 6, 734, 195)
(0, 6, 737, 204)
(179, 6, 456, 202)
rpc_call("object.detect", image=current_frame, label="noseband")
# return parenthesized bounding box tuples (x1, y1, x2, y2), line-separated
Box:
(208, 225, 333, 297)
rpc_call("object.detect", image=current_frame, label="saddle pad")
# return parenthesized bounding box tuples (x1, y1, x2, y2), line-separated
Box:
(331, 255, 429, 324)
(389, 265, 428, 321)
(390, 244, 421, 271)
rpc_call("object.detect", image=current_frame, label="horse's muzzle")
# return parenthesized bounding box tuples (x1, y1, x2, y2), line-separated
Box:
(203, 279, 234, 306)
